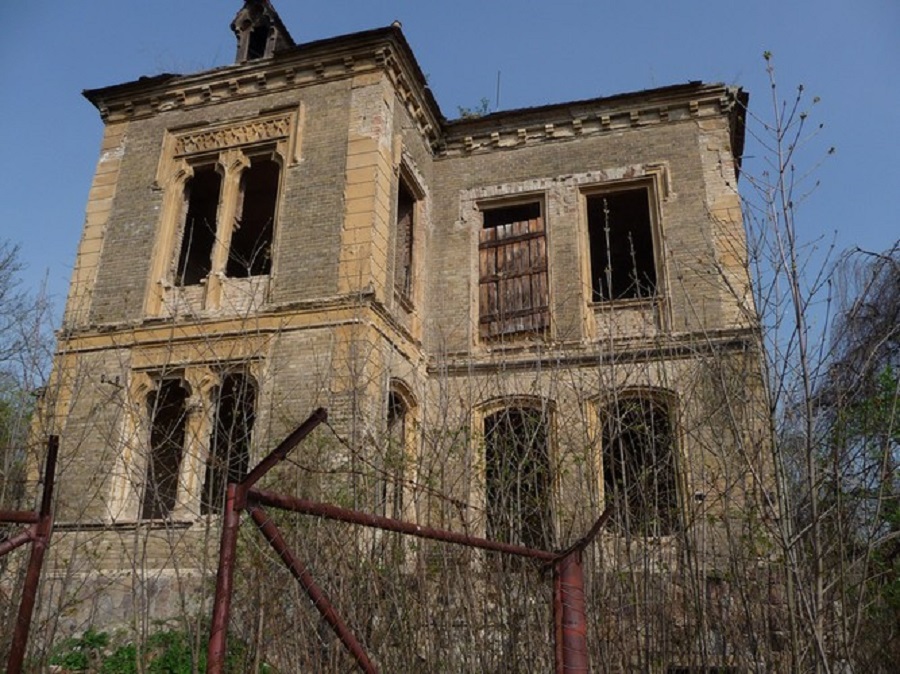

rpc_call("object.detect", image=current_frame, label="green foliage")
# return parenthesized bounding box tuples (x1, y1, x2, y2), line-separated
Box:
(49, 629, 109, 670)
(46, 624, 269, 674)
(456, 97, 491, 119)
(98, 644, 136, 674)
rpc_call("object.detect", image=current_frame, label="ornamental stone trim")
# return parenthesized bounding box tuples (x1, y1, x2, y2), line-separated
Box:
(174, 115, 292, 155)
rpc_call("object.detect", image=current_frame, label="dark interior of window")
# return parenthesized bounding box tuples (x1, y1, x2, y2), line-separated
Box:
(176, 166, 221, 286)
(587, 188, 656, 301)
(394, 180, 415, 300)
(247, 25, 270, 60)
(377, 390, 408, 518)
(227, 157, 279, 278)
(484, 407, 552, 550)
(202, 373, 256, 515)
(143, 380, 188, 519)
(602, 396, 677, 535)
(482, 202, 541, 229)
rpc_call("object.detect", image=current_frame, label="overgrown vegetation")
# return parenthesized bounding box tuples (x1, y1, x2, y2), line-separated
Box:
(47, 624, 266, 673)
(741, 53, 899, 672)
(456, 96, 491, 119)
(0, 239, 54, 664)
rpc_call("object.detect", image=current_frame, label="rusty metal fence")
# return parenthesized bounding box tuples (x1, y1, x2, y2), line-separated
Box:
(0, 436, 58, 674)
(0, 415, 609, 673)
(206, 409, 609, 674)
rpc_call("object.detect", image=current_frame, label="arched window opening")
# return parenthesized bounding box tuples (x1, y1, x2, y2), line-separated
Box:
(484, 406, 553, 550)
(143, 380, 189, 519)
(202, 373, 257, 515)
(375, 389, 409, 519)
(176, 166, 221, 286)
(227, 157, 279, 278)
(602, 395, 678, 535)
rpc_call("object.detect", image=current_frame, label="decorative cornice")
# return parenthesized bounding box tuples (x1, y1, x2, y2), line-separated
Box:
(438, 85, 742, 158)
(83, 26, 443, 151)
(83, 27, 740, 160)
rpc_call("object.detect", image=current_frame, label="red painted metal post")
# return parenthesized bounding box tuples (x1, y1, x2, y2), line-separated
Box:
(241, 407, 327, 492)
(206, 409, 327, 673)
(553, 550, 590, 674)
(554, 560, 565, 673)
(249, 506, 379, 674)
(0, 527, 35, 558)
(249, 488, 557, 561)
(206, 483, 242, 674)
(0, 511, 40, 525)
(7, 435, 58, 674)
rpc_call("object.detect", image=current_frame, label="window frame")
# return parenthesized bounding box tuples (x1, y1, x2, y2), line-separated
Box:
(374, 380, 418, 522)
(581, 178, 663, 307)
(477, 196, 550, 341)
(225, 152, 282, 280)
(477, 397, 555, 551)
(141, 378, 190, 520)
(201, 371, 258, 515)
(393, 166, 424, 310)
(145, 107, 301, 316)
(174, 160, 223, 287)
(596, 389, 681, 537)
(123, 365, 260, 523)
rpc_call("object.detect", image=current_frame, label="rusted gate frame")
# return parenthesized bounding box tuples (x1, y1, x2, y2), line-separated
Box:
(208, 409, 609, 674)
(0, 436, 59, 674)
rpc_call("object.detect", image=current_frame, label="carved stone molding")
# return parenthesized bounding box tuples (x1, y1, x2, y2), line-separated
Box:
(174, 115, 293, 156)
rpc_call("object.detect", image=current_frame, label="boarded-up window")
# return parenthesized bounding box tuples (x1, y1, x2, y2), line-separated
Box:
(394, 179, 416, 301)
(479, 202, 548, 339)
(176, 166, 221, 286)
(484, 406, 553, 550)
(587, 188, 656, 301)
(227, 157, 279, 278)
(202, 373, 256, 515)
(142, 380, 188, 519)
(602, 395, 678, 535)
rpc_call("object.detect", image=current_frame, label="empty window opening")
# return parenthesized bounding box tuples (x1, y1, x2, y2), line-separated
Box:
(394, 179, 416, 300)
(484, 407, 552, 550)
(143, 380, 188, 519)
(176, 166, 221, 286)
(482, 202, 540, 229)
(247, 24, 270, 60)
(479, 202, 549, 339)
(376, 390, 408, 518)
(227, 157, 279, 278)
(602, 396, 678, 535)
(202, 373, 256, 515)
(587, 188, 656, 301)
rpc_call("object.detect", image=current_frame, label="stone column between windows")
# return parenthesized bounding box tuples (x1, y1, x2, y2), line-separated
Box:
(144, 162, 192, 316)
(205, 150, 250, 310)
(173, 366, 219, 518)
(108, 371, 155, 521)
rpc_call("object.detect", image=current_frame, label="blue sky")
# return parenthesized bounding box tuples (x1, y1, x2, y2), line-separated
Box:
(1, 1, 897, 320)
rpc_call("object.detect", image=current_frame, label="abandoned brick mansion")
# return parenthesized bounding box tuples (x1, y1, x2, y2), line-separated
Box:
(30, 1, 776, 669)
